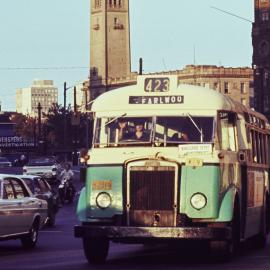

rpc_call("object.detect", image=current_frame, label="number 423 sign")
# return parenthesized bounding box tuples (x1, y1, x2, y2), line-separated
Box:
(144, 77, 170, 92)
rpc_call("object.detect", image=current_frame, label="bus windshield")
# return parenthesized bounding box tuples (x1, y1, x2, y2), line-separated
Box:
(93, 116, 214, 147)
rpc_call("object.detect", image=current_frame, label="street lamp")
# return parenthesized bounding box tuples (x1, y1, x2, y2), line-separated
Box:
(63, 82, 76, 161)
(63, 82, 84, 161)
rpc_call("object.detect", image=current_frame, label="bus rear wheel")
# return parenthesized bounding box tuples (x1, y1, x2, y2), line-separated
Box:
(252, 194, 269, 249)
(83, 237, 109, 264)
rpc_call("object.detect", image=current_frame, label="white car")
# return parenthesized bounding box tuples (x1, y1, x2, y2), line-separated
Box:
(0, 157, 12, 168)
(0, 174, 47, 248)
(23, 157, 62, 183)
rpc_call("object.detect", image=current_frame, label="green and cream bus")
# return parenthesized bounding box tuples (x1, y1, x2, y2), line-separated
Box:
(75, 75, 270, 263)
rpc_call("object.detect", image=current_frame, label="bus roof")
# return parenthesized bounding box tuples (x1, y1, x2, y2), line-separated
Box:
(91, 75, 267, 121)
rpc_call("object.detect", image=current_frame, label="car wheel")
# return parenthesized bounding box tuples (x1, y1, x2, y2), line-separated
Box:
(83, 237, 109, 264)
(21, 223, 39, 249)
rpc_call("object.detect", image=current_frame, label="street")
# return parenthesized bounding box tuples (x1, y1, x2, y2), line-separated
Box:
(0, 168, 270, 270)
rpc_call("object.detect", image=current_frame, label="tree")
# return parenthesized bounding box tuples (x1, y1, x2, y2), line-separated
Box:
(10, 113, 36, 140)
(42, 103, 94, 154)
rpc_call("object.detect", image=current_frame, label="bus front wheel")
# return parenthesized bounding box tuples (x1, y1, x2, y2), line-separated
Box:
(83, 237, 109, 264)
(210, 201, 240, 261)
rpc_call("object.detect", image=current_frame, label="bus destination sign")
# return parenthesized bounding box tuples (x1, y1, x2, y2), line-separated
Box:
(129, 95, 184, 105)
(144, 77, 170, 92)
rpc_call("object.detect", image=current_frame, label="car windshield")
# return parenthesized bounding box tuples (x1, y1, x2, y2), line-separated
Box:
(27, 158, 55, 166)
(93, 116, 214, 147)
(0, 157, 9, 162)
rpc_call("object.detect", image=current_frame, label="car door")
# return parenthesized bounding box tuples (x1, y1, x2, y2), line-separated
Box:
(9, 178, 37, 233)
(0, 179, 22, 236)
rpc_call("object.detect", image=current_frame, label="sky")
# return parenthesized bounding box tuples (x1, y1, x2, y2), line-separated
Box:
(0, 0, 254, 111)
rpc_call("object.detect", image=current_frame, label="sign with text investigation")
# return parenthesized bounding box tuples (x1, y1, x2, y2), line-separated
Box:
(0, 136, 35, 149)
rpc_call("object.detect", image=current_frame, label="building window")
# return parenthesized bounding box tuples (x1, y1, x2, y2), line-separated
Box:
(261, 11, 269, 21)
(114, 0, 117, 6)
(95, 0, 101, 8)
(240, 83, 246, 94)
(264, 96, 270, 112)
(224, 82, 229, 94)
(241, 98, 247, 106)
(119, 0, 122, 7)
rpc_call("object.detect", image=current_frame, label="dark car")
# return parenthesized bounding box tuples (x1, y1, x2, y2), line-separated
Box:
(0, 157, 12, 168)
(18, 175, 60, 227)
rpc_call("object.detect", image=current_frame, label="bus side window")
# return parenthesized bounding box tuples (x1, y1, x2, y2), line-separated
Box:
(236, 114, 248, 149)
(251, 129, 257, 163)
(218, 112, 236, 151)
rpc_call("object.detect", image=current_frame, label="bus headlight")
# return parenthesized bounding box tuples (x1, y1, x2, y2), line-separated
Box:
(190, 193, 207, 210)
(96, 192, 112, 209)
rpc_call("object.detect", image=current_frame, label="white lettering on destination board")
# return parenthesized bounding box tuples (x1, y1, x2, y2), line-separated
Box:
(129, 96, 184, 105)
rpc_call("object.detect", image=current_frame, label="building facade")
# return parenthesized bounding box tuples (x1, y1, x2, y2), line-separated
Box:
(82, 1, 254, 110)
(176, 65, 253, 107)
(89, 0, 131, 99)
(16, 80, 58, 117)
(253, 0, 270, 119)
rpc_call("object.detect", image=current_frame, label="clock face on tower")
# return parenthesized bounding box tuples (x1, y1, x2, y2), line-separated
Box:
(259, 40, 270, 57)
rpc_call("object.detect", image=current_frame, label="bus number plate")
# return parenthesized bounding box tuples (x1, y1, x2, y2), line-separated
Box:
(92, 180, 112, 190)
(144, 78, 170, 92)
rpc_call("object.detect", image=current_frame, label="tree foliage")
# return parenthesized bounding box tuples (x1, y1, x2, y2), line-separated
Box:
(10, 113, 36, 139)
(43, 103, 93, 151)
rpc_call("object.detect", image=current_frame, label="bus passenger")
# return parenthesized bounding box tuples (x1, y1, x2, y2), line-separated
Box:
(116, 118, 130, 141)
(131, 121, 148, 141)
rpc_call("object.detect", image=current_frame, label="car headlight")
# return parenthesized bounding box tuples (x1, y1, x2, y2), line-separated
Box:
(190, 193, 207, 210)
(96, 192, 112, 209)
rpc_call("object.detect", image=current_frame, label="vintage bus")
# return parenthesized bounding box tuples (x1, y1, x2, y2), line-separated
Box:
(75, 75, 270, 263)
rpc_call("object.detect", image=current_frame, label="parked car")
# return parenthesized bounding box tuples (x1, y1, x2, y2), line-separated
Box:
(0, 174, 47, 248)
(19, 175, 60, 226)
(1, 153, 22, 167)
(0, 157, 12, 168)
(23, 157, 62, 183)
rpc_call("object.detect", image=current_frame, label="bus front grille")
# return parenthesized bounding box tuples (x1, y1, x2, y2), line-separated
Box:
(129, 167, 176, 227)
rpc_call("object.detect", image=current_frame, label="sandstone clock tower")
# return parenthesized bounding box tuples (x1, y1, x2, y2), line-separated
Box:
(252, 0, 270, 119)
(90, 0, 131, 98)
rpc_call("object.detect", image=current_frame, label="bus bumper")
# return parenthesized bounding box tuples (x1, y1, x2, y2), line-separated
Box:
(74, 225, 231, 240)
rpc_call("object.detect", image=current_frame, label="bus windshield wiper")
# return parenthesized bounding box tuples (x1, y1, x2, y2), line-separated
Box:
(187, 113, 204, 142)
(105, 113, 127, 126)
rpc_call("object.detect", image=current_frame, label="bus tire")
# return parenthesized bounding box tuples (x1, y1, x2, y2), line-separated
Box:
(252, 194, 268, 249)
(210, 200, 240, 262)
(83, 237, 109, 264)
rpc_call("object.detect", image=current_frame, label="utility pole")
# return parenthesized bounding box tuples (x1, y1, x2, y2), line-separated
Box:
(63, 82, 67, 160)
(37, 102, 42, 154)
(37, 103, 42, 139)
(73, 86, 78, 165)
(74, 86, 77, 113)
(139, 58, 143, 75)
